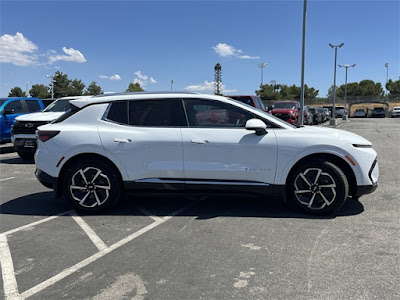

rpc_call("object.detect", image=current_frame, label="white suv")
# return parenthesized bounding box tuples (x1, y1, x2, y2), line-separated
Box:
(34, 92, 379, 215)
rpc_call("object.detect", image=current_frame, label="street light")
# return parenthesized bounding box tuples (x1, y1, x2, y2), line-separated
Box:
(258, 63, 267, 86)
(338, 64, 356, 120)
(46, 75, 55, 99)
(385, 62, 389, 96)
(329, 43, 344, 125)
(171, 80, 174, 91)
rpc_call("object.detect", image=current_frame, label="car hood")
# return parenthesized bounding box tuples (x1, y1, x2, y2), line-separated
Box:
(271, 108, 295, 114)
(15, 112, 65, 122)
(297, 126, 372, 146)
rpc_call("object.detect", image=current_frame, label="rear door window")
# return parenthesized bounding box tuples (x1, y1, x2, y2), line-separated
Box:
(26, 100, 42, 112)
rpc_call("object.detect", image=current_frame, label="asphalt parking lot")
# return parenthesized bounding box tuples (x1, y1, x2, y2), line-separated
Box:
(1, 118, 399, 300)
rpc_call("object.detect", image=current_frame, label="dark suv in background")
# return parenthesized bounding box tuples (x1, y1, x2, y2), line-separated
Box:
(228, 95, 268, 112)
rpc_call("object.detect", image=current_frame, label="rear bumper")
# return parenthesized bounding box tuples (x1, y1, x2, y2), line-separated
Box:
(35, 168, 57, 190)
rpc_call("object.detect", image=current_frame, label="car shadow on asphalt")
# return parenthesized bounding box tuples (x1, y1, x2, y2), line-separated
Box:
(0, 156, 34, 164)
(0, 191, 364, 220)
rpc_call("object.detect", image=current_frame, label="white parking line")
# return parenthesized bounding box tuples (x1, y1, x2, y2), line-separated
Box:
(136, 206, 165, 222)
(70, 212, 108, 251)
(0, 235, 21, 300)
(0, 177, 15, 182)
(18, 199, 203, 299)
(1, 210, 74, 236)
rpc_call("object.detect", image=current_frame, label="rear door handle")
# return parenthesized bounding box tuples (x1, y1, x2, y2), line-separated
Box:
(113, 138, 132, 143)
(191, 139, 209, 144)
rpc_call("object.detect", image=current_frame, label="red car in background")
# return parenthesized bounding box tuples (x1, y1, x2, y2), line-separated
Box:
(228, 95, 268, 112)
(270, 100, 301, 125)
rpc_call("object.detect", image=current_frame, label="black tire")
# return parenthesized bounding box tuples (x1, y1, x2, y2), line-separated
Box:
(18, 152, 34, 161)
(287, 159, 349, 215)
(63, 159, 122, 213)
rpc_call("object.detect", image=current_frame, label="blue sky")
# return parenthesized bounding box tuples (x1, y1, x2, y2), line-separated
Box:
(1, 0, 399, 98)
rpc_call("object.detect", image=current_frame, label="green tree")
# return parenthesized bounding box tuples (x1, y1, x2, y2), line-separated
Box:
(29, 84, 50, 98)
(126, 82, 145, 92)
(84, 81, 103, 95)
(326, 85, 338, 98)
(53, 71, 72, 98)
(386, 79, 400, 95)
(256, 84, 280, 100)
(71, 79, 85, 96)
(8, 86, 26, 97)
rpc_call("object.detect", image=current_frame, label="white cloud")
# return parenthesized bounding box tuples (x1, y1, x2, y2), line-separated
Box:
(213, 43, 259, 59)
(99, 74, 121, 80)
(185, 80, 237, 93)
(49, 47, 87, 64)
(133, 70, 156, 86)
(0, 32, 38, 66)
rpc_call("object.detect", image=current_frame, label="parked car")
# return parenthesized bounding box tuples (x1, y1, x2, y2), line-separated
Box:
(11, 96, 92, 159)
(391, 107, 400, 118)
(354, 109, 367, 118)
(336, 106, 347, 117)
(303, 106, 313, 125)
(270, 100, 300, 125)
(317, 108, 328, 123)
(0, 97, 44, 144)
(371, 107, 386, 118)
(308, 107, 322, 124)
(228, 95, 268, 112)
(35, 92, 378, 215)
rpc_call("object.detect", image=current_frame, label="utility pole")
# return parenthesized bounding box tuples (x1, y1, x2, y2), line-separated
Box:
(299, 0, 307, 126)
(339, 64, 356, 119)
(329, 43, 344, 125)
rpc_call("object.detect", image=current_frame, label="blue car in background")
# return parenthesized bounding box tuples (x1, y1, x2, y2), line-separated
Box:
(0, 97, 45, 143)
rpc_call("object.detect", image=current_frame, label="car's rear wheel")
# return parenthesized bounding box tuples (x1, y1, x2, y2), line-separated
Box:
(64, 159, 122, 213)
(288, 159, 349, 215)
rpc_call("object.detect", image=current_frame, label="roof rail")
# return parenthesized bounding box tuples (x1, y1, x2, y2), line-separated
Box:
(93, 91, 200, 98)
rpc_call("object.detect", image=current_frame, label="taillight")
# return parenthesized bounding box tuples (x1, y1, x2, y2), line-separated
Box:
(36, 130, 60, 142)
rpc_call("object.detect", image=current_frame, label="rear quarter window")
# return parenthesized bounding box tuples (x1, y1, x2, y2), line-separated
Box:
(106, 101, 128, 124)
(26, 100, 42, 112)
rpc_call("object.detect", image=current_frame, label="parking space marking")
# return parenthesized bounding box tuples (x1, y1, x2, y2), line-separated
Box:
(0, 177, 15, 182)
(70, 212, 108, 251)
(1, 210, 74, 236)
(136, 206, 166, 222)
(0, 235, 21, 300)
(7, 199, 203, 299)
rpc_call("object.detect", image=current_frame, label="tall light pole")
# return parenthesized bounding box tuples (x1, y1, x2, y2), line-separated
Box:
(171, 80, 173, 91)
(385, 62, 389, 96)
(46, 75, 55, 99)
(339, 64, 356, 120)
(299, 0, 307, 126)
(329, 43, 344, 125)
(258, 63, 267, 86)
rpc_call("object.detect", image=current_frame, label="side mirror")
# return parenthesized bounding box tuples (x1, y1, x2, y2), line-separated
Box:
(245, 118, 267, 136)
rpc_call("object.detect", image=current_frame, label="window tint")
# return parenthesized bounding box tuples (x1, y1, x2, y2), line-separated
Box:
(107, 101, 128, 124)
(4, 100, 24, 113)
(255, 97, 266, 110)
(26, 100, 41, 112)
(184, 99, 254, 128)
(229, 96, 254, 107)
(129, 99, 172, 126)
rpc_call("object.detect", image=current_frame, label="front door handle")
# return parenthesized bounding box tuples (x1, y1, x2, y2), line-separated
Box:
(191, 139, 209, 144)
(113, 138, 132, 143)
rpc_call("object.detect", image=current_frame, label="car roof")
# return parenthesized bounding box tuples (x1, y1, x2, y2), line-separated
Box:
(69, 92, 228, 109)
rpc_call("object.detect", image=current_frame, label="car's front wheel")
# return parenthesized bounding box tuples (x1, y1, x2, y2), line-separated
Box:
(64, 159, 122, 213)
(288, 159, 349, 215)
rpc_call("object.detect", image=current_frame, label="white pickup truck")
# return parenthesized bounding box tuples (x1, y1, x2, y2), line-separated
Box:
(12, 96, 92, 159)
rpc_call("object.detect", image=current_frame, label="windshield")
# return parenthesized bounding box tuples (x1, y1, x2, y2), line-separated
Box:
(43, 99, 72, 112)
(273, 102, 296, 109)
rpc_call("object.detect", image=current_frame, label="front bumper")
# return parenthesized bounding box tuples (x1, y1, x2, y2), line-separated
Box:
(35, 169, 57, 190)
(356, 182, 378, 197)
(13, 138, 37, 153)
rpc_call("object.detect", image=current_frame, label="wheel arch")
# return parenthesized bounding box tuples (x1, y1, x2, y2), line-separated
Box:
(285, 153, 357, 197)
(56, 153, 123, 197)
